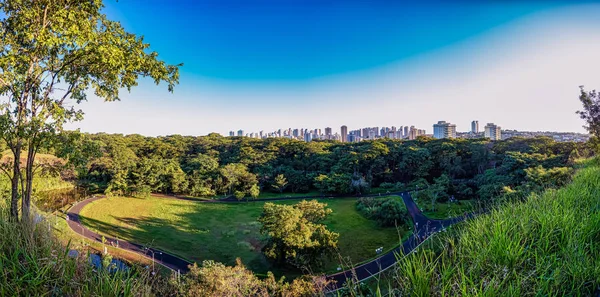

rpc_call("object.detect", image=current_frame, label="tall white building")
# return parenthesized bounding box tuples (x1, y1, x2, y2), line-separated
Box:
(433, 121, 457, 139)
(484, 123, 502, 140)
(471, 120, 479, 133)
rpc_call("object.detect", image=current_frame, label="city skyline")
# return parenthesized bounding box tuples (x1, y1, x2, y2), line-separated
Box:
(63, 1, 600, 136)
(226, 119, 588, 143)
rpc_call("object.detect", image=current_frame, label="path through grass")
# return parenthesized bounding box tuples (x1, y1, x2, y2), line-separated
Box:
(78, 196, 408, 276)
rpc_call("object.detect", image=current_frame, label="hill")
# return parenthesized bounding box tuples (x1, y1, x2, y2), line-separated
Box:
(386, 158, 600, 296)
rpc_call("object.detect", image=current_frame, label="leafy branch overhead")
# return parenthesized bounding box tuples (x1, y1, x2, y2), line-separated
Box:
(0, 0, 181, 220)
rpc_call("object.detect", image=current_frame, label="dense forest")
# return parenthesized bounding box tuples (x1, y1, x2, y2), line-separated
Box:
(37, 132, 589, 205)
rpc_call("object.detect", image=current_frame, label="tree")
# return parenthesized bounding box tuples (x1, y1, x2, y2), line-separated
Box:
(0, 0, 180, 220)
(182, 259, 328, 297)
(249, 184, 260, 199)
(577, 86, 600, 152)
(258, 200, 338, 269)
(415, 174, 449, 211)
(272, 174, 288, 193)
(220, 163, 258, 196)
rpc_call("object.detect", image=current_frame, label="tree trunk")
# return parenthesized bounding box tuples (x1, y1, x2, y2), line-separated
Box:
(22, 145, 35, 220)
(10, 142, 21, 221)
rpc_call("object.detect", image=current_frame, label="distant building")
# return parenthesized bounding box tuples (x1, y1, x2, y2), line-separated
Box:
(408, 126, 419, 140)
(403, 126, 409, 138)
(471, 120, 479, 133)
(484, 123, 501, 140)
(229, 131, 235, 137)
(341, 125, 348, 142)
(433, 121, 457, 139)
(304, 132, 312, 142)
(237, 130, 244, 137)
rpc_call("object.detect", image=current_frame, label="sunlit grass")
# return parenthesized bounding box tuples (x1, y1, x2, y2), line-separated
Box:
(78, 196, 408, 276)
(391, 158, 600, 296)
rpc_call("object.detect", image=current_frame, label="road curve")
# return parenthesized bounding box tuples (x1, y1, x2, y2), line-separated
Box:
(67, 196, 193, 273)
(66, 192, 474, 288)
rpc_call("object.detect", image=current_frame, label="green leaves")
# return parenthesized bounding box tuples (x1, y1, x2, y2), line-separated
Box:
(258, 200, 339, 268)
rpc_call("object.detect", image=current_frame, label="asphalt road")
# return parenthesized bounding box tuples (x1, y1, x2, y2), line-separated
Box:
(66, 191, 473, 289)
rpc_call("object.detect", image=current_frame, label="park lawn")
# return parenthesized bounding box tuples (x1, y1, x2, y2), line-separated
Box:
(255, 190, 323, 199)
(419, 200, 477, 219)
(77, 196, 407, 276)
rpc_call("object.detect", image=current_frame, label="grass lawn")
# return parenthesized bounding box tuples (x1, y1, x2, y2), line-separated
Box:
(78, 196, 408, 276)
(417, 200, 477, 219)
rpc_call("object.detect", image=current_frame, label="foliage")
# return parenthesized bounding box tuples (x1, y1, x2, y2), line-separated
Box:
(258, 200, 339, 269)
(0, 0, 180, 220)
(356, 197, 410, 227)
(179, 259, 329, 297)
(577, 86, 600, 151)
(51, 133, 586, 208)
(272, 174, 288, 193)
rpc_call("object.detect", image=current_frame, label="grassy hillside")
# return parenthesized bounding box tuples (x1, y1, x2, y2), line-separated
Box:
(0, 204, 157, 296)
(391, 158, 600, 296)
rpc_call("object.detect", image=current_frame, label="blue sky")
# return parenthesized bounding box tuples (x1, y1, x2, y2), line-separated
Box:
(69, 1, 600, 136)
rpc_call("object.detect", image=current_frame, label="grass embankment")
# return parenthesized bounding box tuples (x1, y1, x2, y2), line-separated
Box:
(0, 204, 157, 296)
(392, 159, 600, 296)
(77, 196, 408, 276)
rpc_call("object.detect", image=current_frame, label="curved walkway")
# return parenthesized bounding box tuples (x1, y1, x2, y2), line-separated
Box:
(66, 191, 474, 288)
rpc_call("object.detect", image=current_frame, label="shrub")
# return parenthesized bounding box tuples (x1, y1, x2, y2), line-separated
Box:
(356, 197, 410, 227)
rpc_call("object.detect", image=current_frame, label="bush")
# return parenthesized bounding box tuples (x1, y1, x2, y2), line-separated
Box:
(356, 197, 410, 227)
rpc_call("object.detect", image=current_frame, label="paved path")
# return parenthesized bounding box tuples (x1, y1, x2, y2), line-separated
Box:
(67, 196, 192, 273)
(326, 192, 473, 290)
(66, 191, 474, 288)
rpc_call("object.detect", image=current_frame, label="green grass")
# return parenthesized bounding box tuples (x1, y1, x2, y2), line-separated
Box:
(255, 190, 323, 199)
(421, 200, 477, 219)
(78, 196, 408, 276)
(390, 158, 600, 296)
(0, 204, 157, 296)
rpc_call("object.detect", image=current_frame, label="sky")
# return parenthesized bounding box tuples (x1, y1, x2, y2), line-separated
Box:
(67, 0, 600, 136)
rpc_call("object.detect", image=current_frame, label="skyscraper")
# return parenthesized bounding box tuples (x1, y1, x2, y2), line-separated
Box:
(403, 126, 409, 138)
(433, 121, 457, 139)
(408, 126, 418, 140)
(237, 130, 244, 136)
(229, 131, 235, 137)
(325, 127, 332, 139)
(471, 120, 479, 133)
(484, 123, 502, 140)
(341, 125, 348, 142)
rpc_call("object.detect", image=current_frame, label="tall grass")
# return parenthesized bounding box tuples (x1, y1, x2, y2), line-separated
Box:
(391, 158, 600, 296)
(0, 205, 158, 296)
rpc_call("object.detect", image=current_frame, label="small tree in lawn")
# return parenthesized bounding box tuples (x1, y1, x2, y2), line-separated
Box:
(0, 0, 180, 221)
(427, 174, 449, 211)
(258, 200, 338, 269)
(272, 174, 288, 193)
(234, 191, 245, 201)
(249, 184, 260, 199)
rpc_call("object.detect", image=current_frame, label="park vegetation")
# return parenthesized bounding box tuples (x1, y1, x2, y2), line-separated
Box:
(258, 200, 339, 269)
(47, 132, 588, 207)
(356, 197, 410, 227)
(0, 0, 180, 222)
(388, 157, 600, 296)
